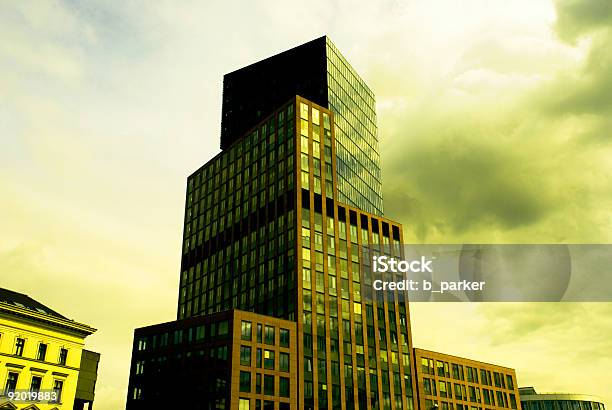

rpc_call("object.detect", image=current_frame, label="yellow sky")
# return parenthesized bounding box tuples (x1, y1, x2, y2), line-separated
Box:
(1, 1, 611, 408)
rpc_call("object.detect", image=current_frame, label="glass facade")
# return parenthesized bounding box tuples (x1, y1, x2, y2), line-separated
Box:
(174, 96, 415, 409)
(221, 36, 384, 216)
(296, 99, 413, 410)
(325, 38, 384, 215)
(180, 102, 298, 321)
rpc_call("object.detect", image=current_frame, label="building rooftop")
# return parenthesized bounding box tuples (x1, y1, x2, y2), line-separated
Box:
(519, 387, 606, 403)
(0, 287, 67, 319)
(414, 347, 518, 371)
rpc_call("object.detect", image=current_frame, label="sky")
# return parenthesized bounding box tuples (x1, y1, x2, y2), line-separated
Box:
(1, 0, 611, 409)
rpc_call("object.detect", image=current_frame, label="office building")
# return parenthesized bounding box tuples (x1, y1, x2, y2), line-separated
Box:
(127, 310, 297, 409)
(413, 349, 521, 410)
(0, 287, 99, 410)
(519, 387, 606, 410)
(127, 36, 417, 410)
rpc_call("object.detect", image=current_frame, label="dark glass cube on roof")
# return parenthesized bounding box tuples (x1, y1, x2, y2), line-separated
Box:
(222, 36, 384, 215)
(221, 37, 327, 149)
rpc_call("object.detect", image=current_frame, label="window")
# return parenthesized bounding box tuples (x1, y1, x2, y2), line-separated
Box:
(241, 321, 252, 340)
(437, 361, 445, 377)
(454, 384, 463, 400)
(15, 338, 25, 356)
(173, 330, 183, 345)
(137, 337, 147, 351)
(30, 376, 42, 392)
(300, 102, 309, 120)
(264, 375, 274, 395)
(216, 345, 228, 360)
(452, 364, 464, 380)
(5, 372, 18, 393)
(421, 357, 434, 375)
(280, 352, 290, 372)
(37, 343, 47, 361)
(239, 398, 250, 410)
(495, 391, 505, 408)
(218, 320, 229, 336)
(264, 350, 275, 370)
(279, 328, 290, 347)
(510, 393, 517, 409)
(439, 381, 447, 398)
(240, 346, 252, 366)
(469, 386, 478, 402)
(59, 348, 68, 365)
(132, 387, 142, 400)
(53, 380, 63, 403)
(506, 374, 514, 390)
(480, 369, 490, 385)
(279, 377, 290, 397)
(423, 379, 432, 395)
(240, 371, 251, 392)
(264, 326, 275, 344)
(304, 357, 313, 374)
(494, 372, 502, 387)
(467, 366, 478, 383)
(196, 325, 205, 341)
(135, 360, 145, 375)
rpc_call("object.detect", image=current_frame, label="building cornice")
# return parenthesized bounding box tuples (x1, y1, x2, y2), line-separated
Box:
(0, 302, 96, 337)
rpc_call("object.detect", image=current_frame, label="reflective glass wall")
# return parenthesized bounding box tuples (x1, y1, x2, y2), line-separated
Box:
(326, 38, 384, 216)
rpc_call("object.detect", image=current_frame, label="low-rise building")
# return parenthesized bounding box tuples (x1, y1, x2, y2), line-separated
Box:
(414, 348, 521, 410)
(126, 309, 297, 410)
(519, 387, 606, 410)
(0, 288, 98, 410)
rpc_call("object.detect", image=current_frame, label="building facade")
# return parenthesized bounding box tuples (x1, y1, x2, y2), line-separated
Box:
(0, 288, 98, 410)
(73, 351, 99, 410)
(413, 349, 521, 410)
(127, 310, 297, 410)
(167, 95, 417, 409)
(127, 37, 418, 410)
(519, 387, 606, 410)
(221, 36, 384, 215)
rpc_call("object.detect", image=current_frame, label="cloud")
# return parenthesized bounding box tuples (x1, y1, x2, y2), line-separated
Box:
(367, 0, 612, 243)
(555, 0, 612, 43)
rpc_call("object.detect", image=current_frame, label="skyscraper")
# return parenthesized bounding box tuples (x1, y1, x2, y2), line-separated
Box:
(127, 38, 414, 410)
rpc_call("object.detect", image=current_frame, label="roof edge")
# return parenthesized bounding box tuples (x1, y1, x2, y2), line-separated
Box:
(0, 302, 96, 337)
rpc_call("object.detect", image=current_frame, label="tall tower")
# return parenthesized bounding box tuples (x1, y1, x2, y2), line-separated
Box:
(127, 38, 416, 410)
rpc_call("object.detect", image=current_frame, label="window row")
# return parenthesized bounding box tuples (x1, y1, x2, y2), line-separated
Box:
(5, 337, 68, 365)
(3, 371, 64, 403)
(422, 378, 518, 409)
(421, 358, 515, 390)
(240, 321, 290, 347)
(239, 371, 290, 397)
